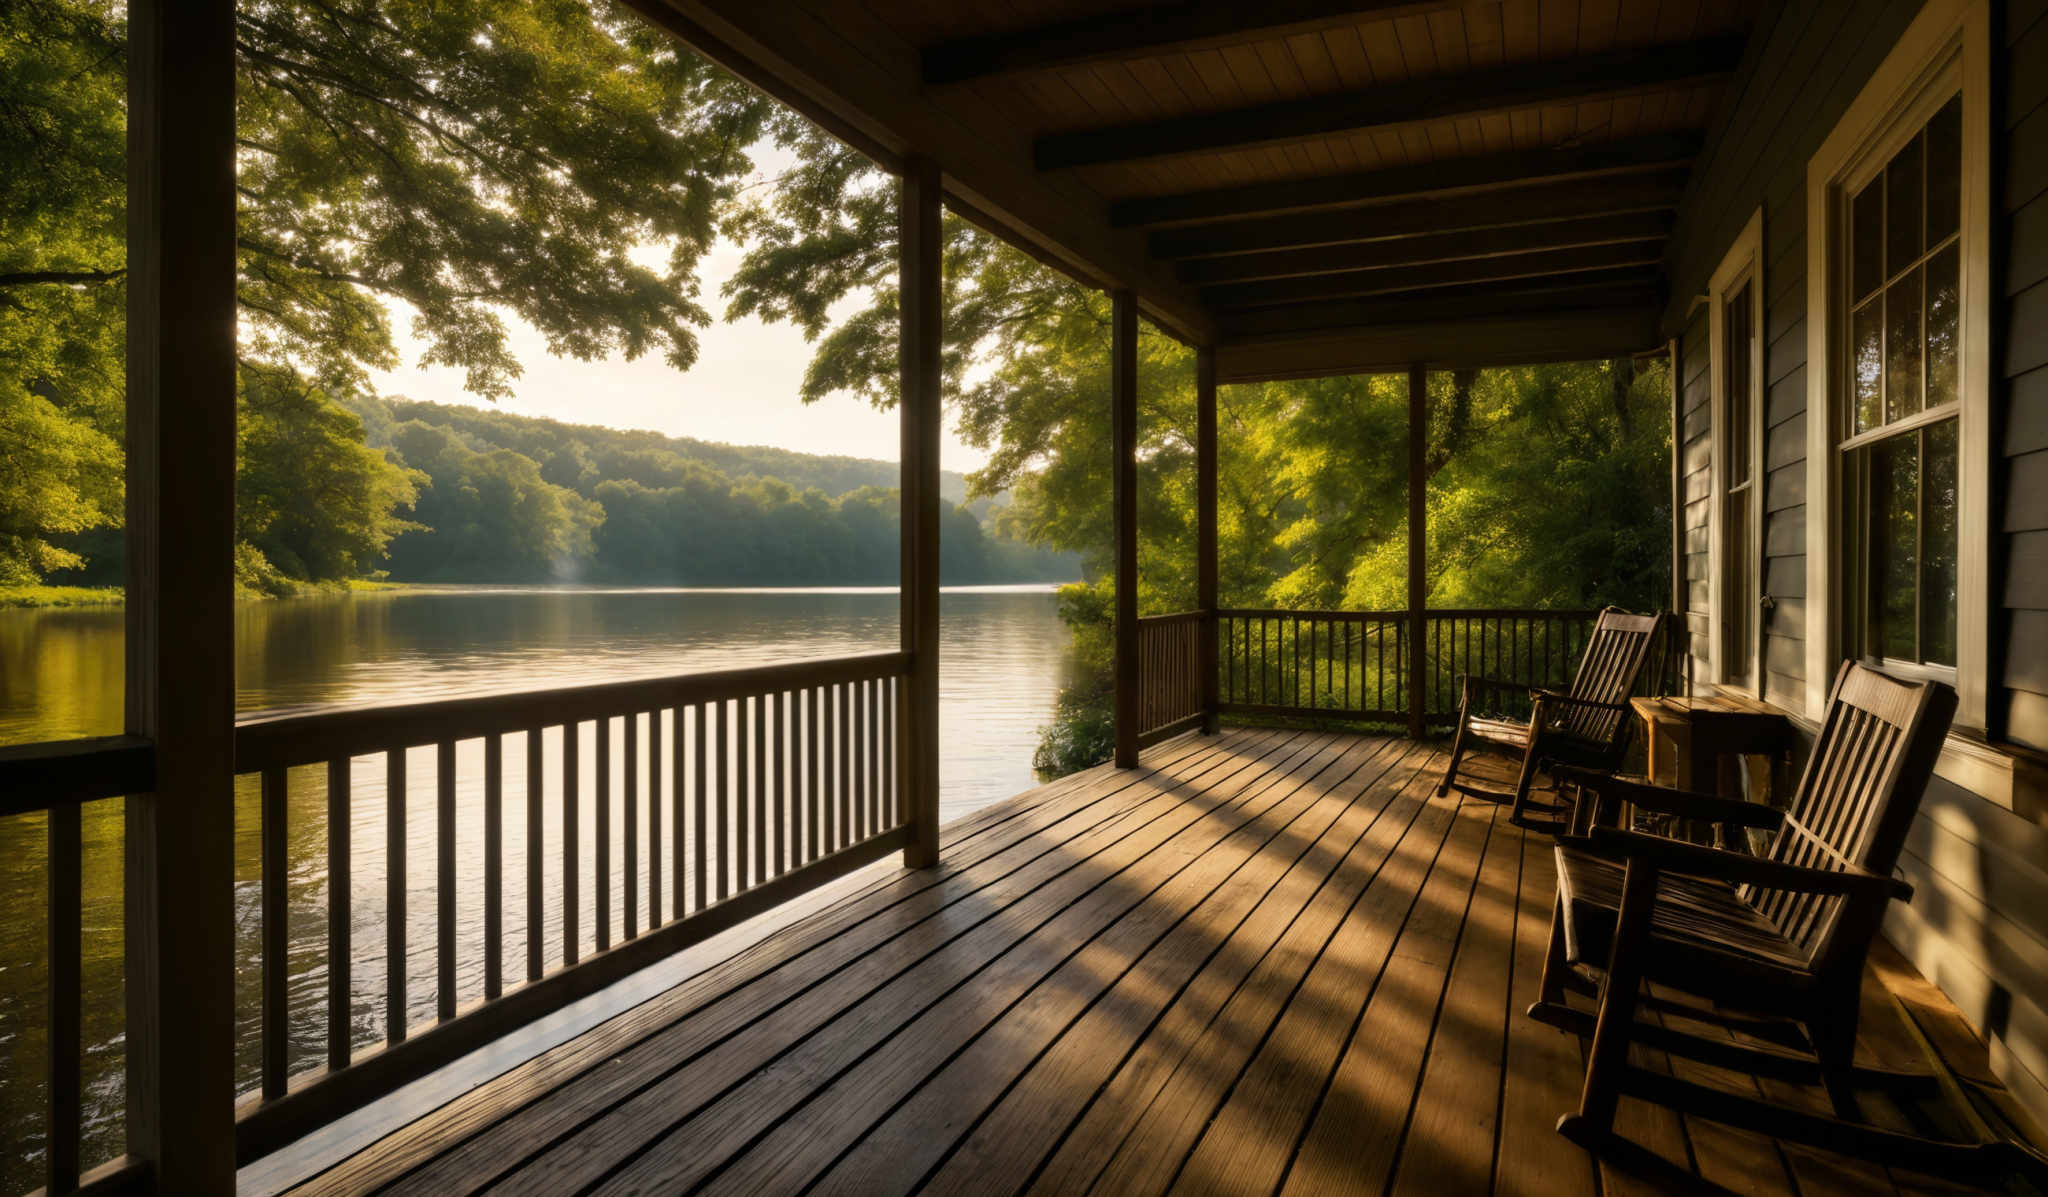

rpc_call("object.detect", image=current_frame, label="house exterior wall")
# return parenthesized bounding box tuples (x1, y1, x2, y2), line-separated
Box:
(1663, 0, 2048, 1128)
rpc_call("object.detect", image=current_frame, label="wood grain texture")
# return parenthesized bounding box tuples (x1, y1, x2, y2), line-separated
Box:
(281, 731, 2041, 1197)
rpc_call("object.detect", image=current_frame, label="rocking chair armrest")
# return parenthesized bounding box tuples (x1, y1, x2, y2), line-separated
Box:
(1562, 827, 1914, 901)
(1529, 688, 1631, 713)
(1549, 766, 1787, 830)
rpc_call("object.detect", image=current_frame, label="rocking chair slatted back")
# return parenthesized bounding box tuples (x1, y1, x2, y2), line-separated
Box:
(1555, 608, 1664, 745)
(1739, 663, 1956, 965)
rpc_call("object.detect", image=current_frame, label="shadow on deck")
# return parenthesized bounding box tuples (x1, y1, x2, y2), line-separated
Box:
(272, 727, 2037, 1196)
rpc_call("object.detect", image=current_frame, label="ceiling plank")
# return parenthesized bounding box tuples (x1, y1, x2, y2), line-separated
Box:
(1216, 276, 1665, 338)
(920, 1, 1464, 86)
(1035, 37, 1745, 169)
(1111, 131, 1699, 227)
(1149, 170, 1687, 259)
(1214, 306, 1664, 380)
(1201, 245, 1666, 307)
(1176, 211, 1674, 283)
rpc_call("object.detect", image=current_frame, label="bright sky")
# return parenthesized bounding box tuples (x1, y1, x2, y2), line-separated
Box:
(368, 145, 989, 474)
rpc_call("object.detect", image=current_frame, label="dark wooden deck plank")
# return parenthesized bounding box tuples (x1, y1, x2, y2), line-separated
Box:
(1019, 744, 1443, 1197)
(831, 736, 1418, 1196)
(1084, 752, 1461, 1196)
(1387, 798, 1524, 1197)
(282, 728, 2042, 1197)
(788, 734, 1416, 1196)
(1272, 775, 1493, 1197)
(530, 729, 1348, 1194)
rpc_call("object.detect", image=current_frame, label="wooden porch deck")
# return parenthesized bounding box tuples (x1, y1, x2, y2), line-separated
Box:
(285, 727, 2028, 1196)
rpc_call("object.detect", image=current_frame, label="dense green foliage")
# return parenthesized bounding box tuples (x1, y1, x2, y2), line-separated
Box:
(722, 136, 1674, 774)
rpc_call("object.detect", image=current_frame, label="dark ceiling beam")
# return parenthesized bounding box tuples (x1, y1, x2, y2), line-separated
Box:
(1035, 37, 1745, 169)
(1150, 170, 1688, 260)
(1176, 211, 1675, 284)
(1202, 246, 1665, 308)
(1217, 277, 1666, 339)
(1113, 132, 1700, 228)
(920, 1, 1461, 86)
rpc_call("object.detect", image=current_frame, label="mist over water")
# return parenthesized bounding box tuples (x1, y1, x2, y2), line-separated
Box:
(0, 584, 1077, 1188)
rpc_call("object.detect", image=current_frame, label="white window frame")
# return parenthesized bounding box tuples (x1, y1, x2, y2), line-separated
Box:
(1708, 209, 1765, 693)
(1804, 0, 1991, 728)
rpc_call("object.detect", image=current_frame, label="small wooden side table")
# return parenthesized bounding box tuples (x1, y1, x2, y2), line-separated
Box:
(1628, 694, 1795, 847)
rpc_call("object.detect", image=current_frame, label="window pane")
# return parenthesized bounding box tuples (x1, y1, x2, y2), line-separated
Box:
(1922, 419, 1958, 666)
(1925, 243, 1959, 410)
(1853, 300, 1884, 434)
(1728, 281, 1752, 486)
(1852, 177, 1885, 302)
(1869, 434, 1920, 661)
(1925, 95, 1962, 245)
(1886, 266, 1923, 423)
(1885, 133, 1923, 278)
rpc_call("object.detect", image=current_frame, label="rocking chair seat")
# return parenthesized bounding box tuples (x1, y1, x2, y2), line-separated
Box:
(1554, 844, 1813, 989)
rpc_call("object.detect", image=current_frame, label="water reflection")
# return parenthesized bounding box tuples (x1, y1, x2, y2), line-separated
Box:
(0, 584, 1075, 1189)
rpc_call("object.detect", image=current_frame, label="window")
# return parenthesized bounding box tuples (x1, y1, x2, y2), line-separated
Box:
(1806, 0, 1989, 726)
(1841, 97, 1962, 670)
(1708, 210, 1762, 692)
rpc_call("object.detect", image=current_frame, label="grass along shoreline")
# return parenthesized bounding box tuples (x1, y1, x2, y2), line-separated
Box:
(0, 579, 409, 608)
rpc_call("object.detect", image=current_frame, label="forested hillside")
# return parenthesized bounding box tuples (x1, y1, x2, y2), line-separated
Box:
(339, 394, 1074, 586)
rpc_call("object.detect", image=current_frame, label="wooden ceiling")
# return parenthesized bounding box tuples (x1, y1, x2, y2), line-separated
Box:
(650, 0, 1765, 377)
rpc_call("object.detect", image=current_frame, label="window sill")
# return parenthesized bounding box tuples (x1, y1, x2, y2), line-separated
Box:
(1764, 697, 2047, 821)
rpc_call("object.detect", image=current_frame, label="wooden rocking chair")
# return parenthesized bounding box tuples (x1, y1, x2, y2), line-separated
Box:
(1436, 607, 1665, 824)
(1531, 663, 2039, 1182)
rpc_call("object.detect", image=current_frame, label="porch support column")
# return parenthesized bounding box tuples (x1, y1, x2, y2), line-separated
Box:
(124, 0, 240, 1187)
(1112, 290, 1140, 768)
(899, 155, 943, 867)
(1196, 345, 1219, 734)
(1407, 363, 1428, 740)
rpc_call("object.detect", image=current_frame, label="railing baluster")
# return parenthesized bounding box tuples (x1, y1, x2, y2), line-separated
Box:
(715, 699, 729, 902)
(671, 709, 686, 921)
(775, 691, 789, 875)
(885, 679, 899, 826)
(437, 741, 456, 1021)
(624, 714, 638, 941)
(838, 682, 852, 849)
(484, 733, 503, 1000)
(48, 800, 81, 1193)
(595, 718, 610, 952)
(693, 703, 708, 914)
(753, 692, 768, 884)
(328, 757, 352, 1069)
(526, 730, 543, 983)
(650, 711, 663, 927)
(807, 686, 821, 863)
(261, 766, 289, 1099)
(562, 723, 579, 967)
(387, 749, 407, 1043)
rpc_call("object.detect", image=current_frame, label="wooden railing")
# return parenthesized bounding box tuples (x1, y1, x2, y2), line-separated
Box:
(1194, 608, 1680, 729)
(1219, 609, 1408, 721)
(1134, 612, 1204, 744)
(0, 737, 156, 1196)
(229, 651, 911, 1161)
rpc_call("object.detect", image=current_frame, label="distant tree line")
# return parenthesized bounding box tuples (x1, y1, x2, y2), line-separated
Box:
(345, 395, 1075, 587)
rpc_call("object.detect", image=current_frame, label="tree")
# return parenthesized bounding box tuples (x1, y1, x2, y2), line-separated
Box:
(3, 0, 783, 586)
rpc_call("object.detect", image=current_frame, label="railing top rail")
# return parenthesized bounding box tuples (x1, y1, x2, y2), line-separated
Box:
(0, 735, 156, 817)
(1215, 607, 1601, 620)
(235, 650, 910, 773)
(1216, 607, 1406, 620)
(1136, 610, 1206, 624)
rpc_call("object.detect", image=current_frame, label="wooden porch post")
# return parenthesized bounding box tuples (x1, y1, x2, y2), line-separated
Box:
(1196, 345, 1219, 734)
(1112, 290, 1140, 768)
(1407, 363, 1428, 740)
(124, 0, 240, 1187)
(899, 155, 943, 867)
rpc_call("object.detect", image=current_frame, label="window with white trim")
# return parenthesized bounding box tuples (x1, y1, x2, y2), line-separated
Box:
(1841, 96, 1962, 670)
(1805, 0, 1989, 727)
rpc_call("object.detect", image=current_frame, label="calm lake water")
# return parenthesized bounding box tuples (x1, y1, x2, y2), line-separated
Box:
(0, 584, 1079, 1188)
